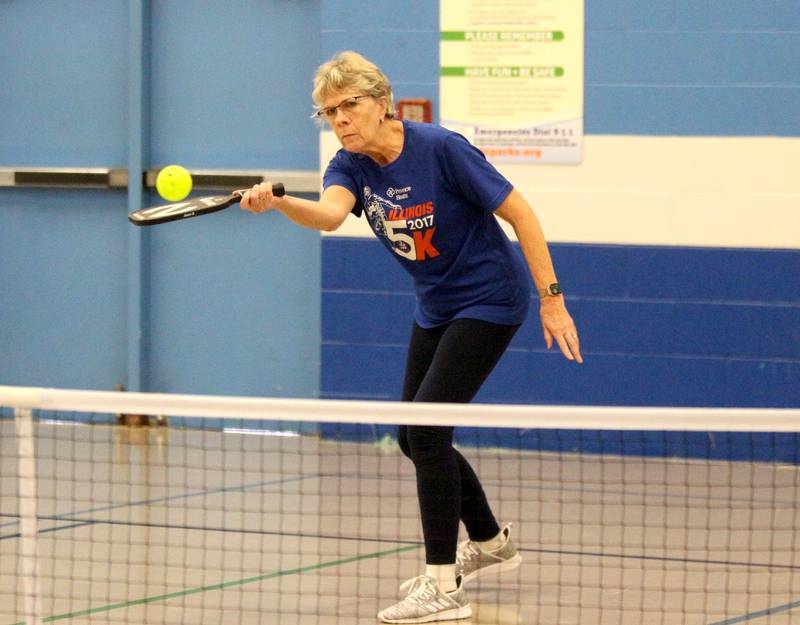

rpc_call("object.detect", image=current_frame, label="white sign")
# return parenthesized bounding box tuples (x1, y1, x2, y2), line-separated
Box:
(440, 0, 584, 164)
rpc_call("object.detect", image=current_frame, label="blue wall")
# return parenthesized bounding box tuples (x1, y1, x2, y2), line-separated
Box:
(318, 1, 800, 408)
(1, 1, 134, 390)
(322, 240, 800, 407)
(1, 1, 798, 408)
(585, 1, 800, 136)
(0, 1, 322, 397)
(321, 0, 800, 136)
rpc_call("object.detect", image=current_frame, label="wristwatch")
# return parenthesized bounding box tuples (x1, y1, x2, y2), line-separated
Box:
(538, 282, 562, 298)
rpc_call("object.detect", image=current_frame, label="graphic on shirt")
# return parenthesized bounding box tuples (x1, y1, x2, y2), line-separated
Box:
(363, 186, 440, 262)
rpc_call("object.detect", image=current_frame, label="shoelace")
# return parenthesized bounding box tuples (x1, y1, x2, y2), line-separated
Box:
(398, 575, 440, 606)
(456, 540, 481, 567)
(457, 523, 513, 566)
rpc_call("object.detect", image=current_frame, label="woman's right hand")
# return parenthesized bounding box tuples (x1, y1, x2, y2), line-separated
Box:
(238, 181, 282, 214)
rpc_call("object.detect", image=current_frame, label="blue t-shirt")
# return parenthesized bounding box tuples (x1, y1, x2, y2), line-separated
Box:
(323, 120, 530, 328)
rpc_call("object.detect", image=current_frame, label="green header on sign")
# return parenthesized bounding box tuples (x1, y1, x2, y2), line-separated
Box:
(441, 66, 564, 78)
(440, 31, 564, 42)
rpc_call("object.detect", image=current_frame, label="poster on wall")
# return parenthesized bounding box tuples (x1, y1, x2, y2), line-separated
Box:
(440, 0, 584, 164)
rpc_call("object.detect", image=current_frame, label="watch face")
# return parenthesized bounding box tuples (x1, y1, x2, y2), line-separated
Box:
(549, 283, 562, 295)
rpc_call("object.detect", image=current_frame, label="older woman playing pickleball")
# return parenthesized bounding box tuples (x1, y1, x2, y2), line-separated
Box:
(240, 50, 582, 623)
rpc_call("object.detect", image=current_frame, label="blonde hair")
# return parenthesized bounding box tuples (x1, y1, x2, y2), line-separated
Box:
(312, 51, 395, 119)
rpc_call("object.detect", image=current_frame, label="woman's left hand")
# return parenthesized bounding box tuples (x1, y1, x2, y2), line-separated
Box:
(540, 297, 583, 363)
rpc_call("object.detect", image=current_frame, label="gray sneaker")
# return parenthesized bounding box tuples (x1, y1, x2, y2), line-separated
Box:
(378, 575, 472, 623)
(455, 524, 522, 583)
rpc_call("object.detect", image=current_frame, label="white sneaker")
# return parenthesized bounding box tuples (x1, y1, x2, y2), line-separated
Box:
(455, 524, 522, 583)
(378, 575, 472, 623)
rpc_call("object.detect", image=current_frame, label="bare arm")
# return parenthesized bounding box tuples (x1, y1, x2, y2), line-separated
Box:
(239, 182, 355, 232)
(495, 188, 583, 363)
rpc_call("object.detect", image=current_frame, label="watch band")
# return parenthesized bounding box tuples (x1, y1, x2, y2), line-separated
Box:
(538, 282, 562, 298)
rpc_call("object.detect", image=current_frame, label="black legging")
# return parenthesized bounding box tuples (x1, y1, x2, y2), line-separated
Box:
(397, 318, 521, 564)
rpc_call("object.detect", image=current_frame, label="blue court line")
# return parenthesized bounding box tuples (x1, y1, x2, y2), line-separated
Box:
(479, 479, 799, 510)
(0, 473, 317, 534)
(707, 599, 800, 625)
(527, 546, 800, 572)
(336, 471, 799, 510)
(0, 521, 95, 540)
(3, 471, 792, 533)
(6, 507, 798, 574)
(4, 517, 425, 547)
(57, 473, 316, 519)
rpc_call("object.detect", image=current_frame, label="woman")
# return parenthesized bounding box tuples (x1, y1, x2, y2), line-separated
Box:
(240, 51, 582, 624)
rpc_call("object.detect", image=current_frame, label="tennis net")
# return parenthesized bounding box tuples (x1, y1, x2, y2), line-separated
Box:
(2, 386, 800, 625)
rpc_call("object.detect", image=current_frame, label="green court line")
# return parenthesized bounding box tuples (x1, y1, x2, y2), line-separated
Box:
(8, 543, 422, 625)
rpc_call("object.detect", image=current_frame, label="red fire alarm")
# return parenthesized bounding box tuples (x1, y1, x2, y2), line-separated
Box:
(396, 99, 432, 123)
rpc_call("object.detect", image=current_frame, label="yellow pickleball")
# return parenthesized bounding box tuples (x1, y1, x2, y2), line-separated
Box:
(156, 165, 193, 202)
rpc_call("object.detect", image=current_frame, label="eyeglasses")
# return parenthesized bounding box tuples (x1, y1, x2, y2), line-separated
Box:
(313, 95, 370, 122)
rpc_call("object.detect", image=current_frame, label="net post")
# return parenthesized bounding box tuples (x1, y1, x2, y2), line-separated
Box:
(15, 407, 43, 625)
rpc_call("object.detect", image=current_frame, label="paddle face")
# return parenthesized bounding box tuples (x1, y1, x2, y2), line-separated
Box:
(128, 183, 285, 226)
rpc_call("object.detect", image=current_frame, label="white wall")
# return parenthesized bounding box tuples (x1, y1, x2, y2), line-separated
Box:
(322, 131, 800, 249)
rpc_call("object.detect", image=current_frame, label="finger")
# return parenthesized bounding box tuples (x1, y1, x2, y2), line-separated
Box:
(262, 181, 279, 209)
(252, 183, 265, 209)
(566, 332, 583, 364)
(543, 327, 553, 349)
(255, 183, 271, 212)
(239, 190, 251, 211)
(554, 335, 574, 361)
